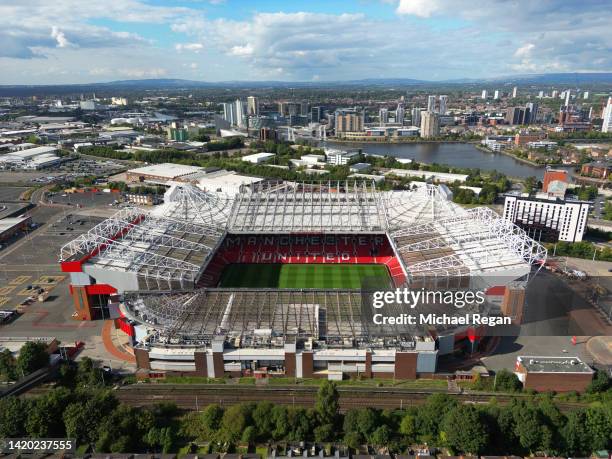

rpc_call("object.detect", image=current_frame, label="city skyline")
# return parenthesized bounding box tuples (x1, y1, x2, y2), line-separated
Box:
(1, 0, 611, 85)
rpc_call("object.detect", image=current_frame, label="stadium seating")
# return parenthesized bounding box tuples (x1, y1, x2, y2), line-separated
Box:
(199, 234, 407, 287)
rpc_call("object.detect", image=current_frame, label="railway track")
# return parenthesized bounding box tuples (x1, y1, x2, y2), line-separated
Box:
(111, 384, 586, 412)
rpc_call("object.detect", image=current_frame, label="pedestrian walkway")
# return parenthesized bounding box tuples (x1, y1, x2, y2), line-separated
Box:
(101, 320, 135, 363)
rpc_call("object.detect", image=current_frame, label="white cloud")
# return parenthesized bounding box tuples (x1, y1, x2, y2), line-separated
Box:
(175, 42, 204, 52)
(514, 43, 535, 58)
(229, 44, 254, 56)
(118, 67, 168, 78)
(396, 0, 442, 17)
(51, 26, 73, 48)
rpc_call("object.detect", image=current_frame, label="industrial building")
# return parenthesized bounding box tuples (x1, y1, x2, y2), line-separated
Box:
(0, 215, 32, 242)
(126, 163, 206, 184)
(0, 145, 61, 169)
(59, 181, 546, 379)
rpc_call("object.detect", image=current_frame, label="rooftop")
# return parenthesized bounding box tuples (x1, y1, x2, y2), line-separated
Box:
(518, 356, 594, 374)
(128, 163, 204, 179)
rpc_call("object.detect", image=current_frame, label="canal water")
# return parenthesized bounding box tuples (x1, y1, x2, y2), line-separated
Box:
(325, 141, 575, 179)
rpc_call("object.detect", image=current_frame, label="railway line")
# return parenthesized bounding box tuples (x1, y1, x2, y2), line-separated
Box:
(111, 384, 586, 412)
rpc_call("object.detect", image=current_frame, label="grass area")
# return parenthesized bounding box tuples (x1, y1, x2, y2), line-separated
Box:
(266, 377, 448, 389)
(160, 376, 227, 384)
(218, 263, 391, 289)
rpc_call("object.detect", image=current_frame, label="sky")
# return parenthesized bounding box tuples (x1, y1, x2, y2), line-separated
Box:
(0, 0, 611, 85)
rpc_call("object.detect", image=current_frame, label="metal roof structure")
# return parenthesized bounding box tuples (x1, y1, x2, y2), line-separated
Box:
(60, 206, 225, 289)
(60, 180, 547, 291)
(123, 289, 418, 348)
(228, 181, 388, 233)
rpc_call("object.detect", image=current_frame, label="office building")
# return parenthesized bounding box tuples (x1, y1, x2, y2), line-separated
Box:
(552, 90, 558, 98)
(411, 108, 422, 127)
(427, 95, 436, 112)
(300, 101, 309, 117)
(503, 193, 590, 242)
(602, 97, 612, 133)
(379, 108, 389, 124)
(438, 95, 448, 115)
(420, 111, 440, 138)
(506, 107, 526, 125)
(525, 102, 538, 124)
(583, 91, 589, 99)
(310, 106, 322, 123)
(247, 96, 259, 116)
(538, 91, 544, 98)
(334, 110, 364, 134)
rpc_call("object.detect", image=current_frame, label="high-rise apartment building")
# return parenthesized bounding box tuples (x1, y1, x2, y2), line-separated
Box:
(494, 90, 500, 100)
(427, 95, 436, 112)
(235, 99, 246, 127)
(247, 96, 259, 116)
(420, 111, 440, 138)
(395, 103, 405, 125)
(335, 110, 364, 133)
(512, 87, 518, 98)
(379, 108, 389, 125)
(223, 102, 236, 125)
(564, 90, 571, 107)
(602, 97, 612, 133)
(438, 95, 448, 115)
(481, 90, 487, 99)
(411, 107, 422, 127)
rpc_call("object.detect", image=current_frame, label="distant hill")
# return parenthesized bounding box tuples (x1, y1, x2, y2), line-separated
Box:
(1, 73, 611, 96)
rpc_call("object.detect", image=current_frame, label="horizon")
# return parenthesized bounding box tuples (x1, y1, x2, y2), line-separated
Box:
(1, 0, 611, 85)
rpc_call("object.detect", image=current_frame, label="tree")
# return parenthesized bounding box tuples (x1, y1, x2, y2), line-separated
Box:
(0, 397, 28, 437)
(201, 403, 223, 437)
(494, 369, 522, 392)
(252, 401, 275, 439)
(441, 405, 489, 455)
(399, 413, 417, 444)
(523, 176, 538, 193)
(219, 404, 252, 443)
(369, 425, 390, 448)
(586, 370, 610, 393)
(16, 341, 49, 376)
(585, 407, 611, 452)
(562, 410, 590, 456)
(315, 380, 339, 426)
(344, 431, 361, 450)
(0, 348, 16, 381)
(314, 423, 335, 442)
(241, 425, 257, 445)
(26, 388, 71, 437)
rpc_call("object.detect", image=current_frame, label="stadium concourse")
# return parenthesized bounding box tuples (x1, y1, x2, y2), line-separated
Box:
(59, 181, 547, 379)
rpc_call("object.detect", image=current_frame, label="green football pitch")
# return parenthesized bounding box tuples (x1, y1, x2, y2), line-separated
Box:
(218, 263, 391, 289)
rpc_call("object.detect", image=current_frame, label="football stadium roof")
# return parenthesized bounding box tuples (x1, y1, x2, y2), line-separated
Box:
(60, 181, 547, 290)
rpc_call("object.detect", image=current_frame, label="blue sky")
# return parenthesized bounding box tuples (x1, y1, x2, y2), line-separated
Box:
(0, 0, 610, 84)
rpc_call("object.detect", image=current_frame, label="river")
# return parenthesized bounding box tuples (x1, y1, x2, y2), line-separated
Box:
(324, 141, 575, 179)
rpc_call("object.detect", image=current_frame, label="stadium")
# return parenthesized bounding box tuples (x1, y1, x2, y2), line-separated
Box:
(60, 180, 547, 379)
